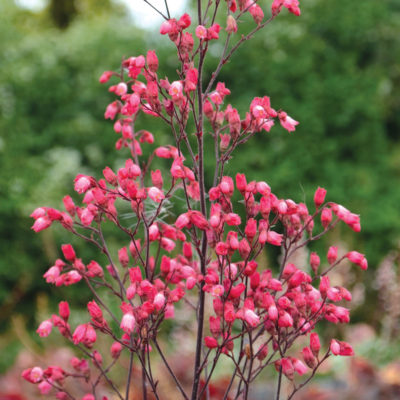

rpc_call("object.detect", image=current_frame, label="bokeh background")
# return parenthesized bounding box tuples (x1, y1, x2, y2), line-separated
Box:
(1, 0, 400, 398)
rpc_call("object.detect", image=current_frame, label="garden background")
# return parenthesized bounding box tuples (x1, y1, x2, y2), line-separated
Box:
(1, 0, 400, 397)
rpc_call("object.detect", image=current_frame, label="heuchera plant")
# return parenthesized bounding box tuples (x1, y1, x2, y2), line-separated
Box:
(23, 1, 368, 399)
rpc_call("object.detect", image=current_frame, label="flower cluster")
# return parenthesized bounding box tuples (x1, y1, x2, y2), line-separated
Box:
(23, 1, 366, 399)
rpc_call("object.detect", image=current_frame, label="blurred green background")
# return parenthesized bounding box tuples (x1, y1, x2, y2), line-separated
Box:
(0, 0, 400, 390)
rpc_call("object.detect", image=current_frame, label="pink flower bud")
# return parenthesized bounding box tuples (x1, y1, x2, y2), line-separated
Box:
(146, 50, 158, 72)
(281, 358, 294, 380)
(209, 316, 221, 337)
(111, 342, 123, 358)
(245, 218, 257, 241)
(321, 207, 332, 228)
(59, 301, 70, 321)
(99, 71, 113, 84)
(88, 301, 103, 322)
(302, 346, 317, 368)
(314, 187, 327, 208)
(257, 344, 269, 361)
(310, 333, 321, 357)
(319, 275, 330, 297)
(118, 247, 129, 267)
(327, 246, 338, 264)
(310, 252, 320, 274)
(239, 238, 251, 259)
(61, 244, 76, 262)
(204, 336, 218, 349)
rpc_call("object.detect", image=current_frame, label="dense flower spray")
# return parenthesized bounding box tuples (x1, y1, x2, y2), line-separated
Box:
(24, 1, 366, 399)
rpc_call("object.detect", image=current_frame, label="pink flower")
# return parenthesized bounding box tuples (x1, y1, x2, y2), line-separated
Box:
(30, 366, 43, 383)
(43, 266, 61, 283)
(226, 15, 237, 33)
(189, 211, 209, 230)
(169, 81, 183, 100)
(72, 324, 87, 344)
(32, 217, 52, 233)
(280, 358, 294, 380)
(278, 111, 299, 132)
(244, 309, 260, 327)
(329, 340, 340, 357)
(160, 20, 172, 35)
(64, 270, 82, 285)
(74, 174, 92, 194)
(104, 101, 119, 120)
(148, 186, 165, 203)
(153, 293, 166, 311)
(38, 380, 52, 394)
(161, 237, 176, 252)
(249, 4, 264, 25)
(115, 82, 128, 96)
(266, 231, 283, 246)
(195, 25, 207, 40)
(120, 313, 136, 334)
(278, 311, 293, 328)
(346, 251, 368, 270)
(224, 213, 241, 226)
(207, 23, 221, 40)
(292, 358, 308, 375)
(37, 320, 52, 337)
(178, 13, 191, 29)
(210, 284, 225, 297)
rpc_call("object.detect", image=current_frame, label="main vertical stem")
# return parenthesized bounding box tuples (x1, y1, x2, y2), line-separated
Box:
(191, 2, 207, 399)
